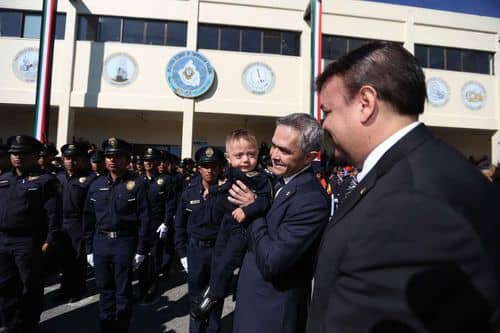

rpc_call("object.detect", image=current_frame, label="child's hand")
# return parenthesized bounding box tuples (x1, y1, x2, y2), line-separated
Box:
(232, 208, 246, 223)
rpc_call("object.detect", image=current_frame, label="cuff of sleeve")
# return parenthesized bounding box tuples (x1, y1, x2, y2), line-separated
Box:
(177, 247, 187, 258)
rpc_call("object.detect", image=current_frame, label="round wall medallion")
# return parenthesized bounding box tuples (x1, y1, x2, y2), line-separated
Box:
(166, 50, 215, 98)
(461, 81, 486, 110)
(426, 77, 449, 107)
(12, 48, 39, 82)
(103, 53, 138, 86)
(242, 62, 275, 94)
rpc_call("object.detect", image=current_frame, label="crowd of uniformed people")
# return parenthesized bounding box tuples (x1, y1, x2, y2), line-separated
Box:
(0, 134, 250, 333)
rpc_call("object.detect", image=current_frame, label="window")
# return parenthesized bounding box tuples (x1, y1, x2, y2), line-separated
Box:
(77, 15, 187, 47)
(322, 35, 375, 61)
(415, 44, 494, 75)
(197, 24, 300, 56)
(0, 10, 66, 39)
(0, 10, 22, 37)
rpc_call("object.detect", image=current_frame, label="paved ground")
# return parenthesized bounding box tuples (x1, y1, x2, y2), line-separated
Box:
(39, 264, 235, 333)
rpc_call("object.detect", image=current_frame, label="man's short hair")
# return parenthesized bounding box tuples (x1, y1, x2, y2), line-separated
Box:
(225, 128, 258, 151)
(316, 41, 427, 116)
(276, 113, 323, 153)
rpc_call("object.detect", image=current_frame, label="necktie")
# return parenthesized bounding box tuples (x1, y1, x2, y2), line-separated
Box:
(274, 177, 284, 198)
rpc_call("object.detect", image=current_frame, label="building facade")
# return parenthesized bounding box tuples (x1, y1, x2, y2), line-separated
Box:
(0, 0, 499, 163)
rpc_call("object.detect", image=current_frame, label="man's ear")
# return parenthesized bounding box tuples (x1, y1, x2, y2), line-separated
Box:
(305, 150, 319, 164)
(358, 85, 377, 124)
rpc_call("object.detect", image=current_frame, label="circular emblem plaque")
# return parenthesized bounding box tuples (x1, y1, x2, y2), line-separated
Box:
(166, 51, 215, 98)
(426, 78, 449, 107)
(104, 53, 137, 86)
(461, 81, 486, 110)
(242, 62, 275, 94)
(12, 48, 39, 82)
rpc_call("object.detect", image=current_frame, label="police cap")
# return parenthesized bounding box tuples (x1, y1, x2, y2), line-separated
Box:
(143, 147, 161, 161)
(90, 150, 104, 163)
(61, 143, 87, 157)
(101, 138, 132, 156)
(7, 135, 44, 154)
(195, 146, 224, 165)
(181, 157, 195, 167)
(40, 143, 58, 157)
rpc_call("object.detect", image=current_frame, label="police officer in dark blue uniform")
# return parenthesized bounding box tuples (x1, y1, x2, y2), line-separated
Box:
(56, 143, 96, 302)
(137, 147, 176, 304)
(83, 138, 150, 333)
(0, 135, 62, 332)
(37, 143, 59, 174)
(90, 150, 106, 177)
(174, 146, 225, 333)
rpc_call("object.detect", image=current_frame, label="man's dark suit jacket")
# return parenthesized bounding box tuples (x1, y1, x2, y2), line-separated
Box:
(233, 168, 330, 333)
(307, 124, 500, 333)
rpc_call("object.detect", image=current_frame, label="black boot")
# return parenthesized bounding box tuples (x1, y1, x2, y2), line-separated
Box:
(190, 287, 221, 322)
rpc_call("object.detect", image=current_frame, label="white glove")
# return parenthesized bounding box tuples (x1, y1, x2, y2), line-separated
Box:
(180, 257, 188, 273)
(87, 254, 94, 267)
(133, 254, 145, 270)
(156, 223, 168, 239)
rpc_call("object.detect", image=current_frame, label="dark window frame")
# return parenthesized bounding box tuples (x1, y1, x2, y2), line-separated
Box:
(197, 23, 300, 56)
(77, 14, 187, 47)
(0, 9, 66, 39)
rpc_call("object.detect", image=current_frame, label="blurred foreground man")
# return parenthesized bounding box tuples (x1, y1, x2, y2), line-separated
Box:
(84, 138, 150, 332)
(307, 42, 500, 333)
(0, 135, 61, 332)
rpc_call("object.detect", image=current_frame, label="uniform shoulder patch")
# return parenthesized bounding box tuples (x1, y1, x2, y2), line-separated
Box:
(126, 180, 136, 191)
(79, 177, 87, 184)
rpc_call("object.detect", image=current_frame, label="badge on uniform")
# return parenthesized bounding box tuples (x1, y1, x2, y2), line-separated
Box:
(79, 177, 87, 184)
(109, 138, 118, 148)
(205, 147, 214, 157)
(157, 178, 164, 186)
(126, 180, 136, 191)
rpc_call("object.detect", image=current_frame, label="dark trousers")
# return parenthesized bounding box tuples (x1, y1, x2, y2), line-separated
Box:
(188, 238, 223, 333)
(210, 222, 247, 298)
(0, 234, 43, 333)
(93, 233, 135, 323)
(137, 228, 174, 297)
(59, 221, 86, 298)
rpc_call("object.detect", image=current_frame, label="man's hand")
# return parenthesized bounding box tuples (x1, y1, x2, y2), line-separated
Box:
(232, 208, 246, 223)
(41, 243, 49, 253)
(228, 180, 256, 207)
(133, 254, 145, 270)
(87, 254, 94, 267)
(156, 223, 168, 239)
(180, 257, 188, 273)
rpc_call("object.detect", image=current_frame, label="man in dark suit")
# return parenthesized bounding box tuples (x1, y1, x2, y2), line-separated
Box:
(307, 42, 500, 333)
(229, 113, 330, 333)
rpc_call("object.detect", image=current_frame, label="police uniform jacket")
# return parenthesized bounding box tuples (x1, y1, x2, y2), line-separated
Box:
(0, 168, 62, 244)
(211, 167, 272, 226)
(57, 171, 97, 221)
(174, 178, 220, 258)
(83, 171, 150, 255)
(141, 173, 176, 230)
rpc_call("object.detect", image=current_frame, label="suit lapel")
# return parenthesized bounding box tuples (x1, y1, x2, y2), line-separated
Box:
(326, 124, 433, 231)
(270, 168, 313, 210)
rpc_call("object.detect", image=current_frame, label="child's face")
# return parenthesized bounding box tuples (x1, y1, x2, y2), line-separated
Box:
(226, 138, 258, 172)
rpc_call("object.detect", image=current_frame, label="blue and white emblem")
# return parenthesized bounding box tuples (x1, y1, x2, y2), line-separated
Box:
(426, 77, 449, 107)
(461, 81, 486, 110)
(166, 51, 215, 98)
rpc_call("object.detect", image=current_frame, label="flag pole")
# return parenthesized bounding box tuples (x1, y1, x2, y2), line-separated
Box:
(34, 0, 58, 143)
(310, 0, 323, 122)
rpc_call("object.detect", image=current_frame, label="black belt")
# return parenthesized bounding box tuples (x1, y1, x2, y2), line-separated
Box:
(190, 238, 216, 248)
(98, 229, 133, 239)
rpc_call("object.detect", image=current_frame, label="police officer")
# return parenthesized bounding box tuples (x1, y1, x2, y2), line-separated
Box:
(56, 143, 96, 302)
(174, 146, 225, 333)
(0, 144, 10, 175)
(83, 138, 150, 332)
(0, 135, 62, 332)
(90, 150, 106, 176)
(181, 157, 196, 189)
(135, 155, 144, 175)
(38, 143, 59, 173)
(137, 147, 177, 304)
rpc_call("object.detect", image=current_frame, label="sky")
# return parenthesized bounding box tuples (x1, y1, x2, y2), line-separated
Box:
(365, 0, 500, 18)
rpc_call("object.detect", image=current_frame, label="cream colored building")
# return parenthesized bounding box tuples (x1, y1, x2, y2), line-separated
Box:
(0, 0, 499, 163)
